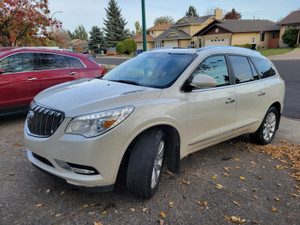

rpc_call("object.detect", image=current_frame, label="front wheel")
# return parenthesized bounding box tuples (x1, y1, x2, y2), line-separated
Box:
(127, 128, 165, 199)
(250, 107, 279, 145)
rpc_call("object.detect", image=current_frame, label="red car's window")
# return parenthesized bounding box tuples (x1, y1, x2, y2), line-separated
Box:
(40, 53, 71, 70)
(67, 56, 85, 68)
(0, 53, 34, 73)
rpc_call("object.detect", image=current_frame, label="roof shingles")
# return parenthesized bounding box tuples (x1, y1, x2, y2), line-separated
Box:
(277, 10, 300, 25)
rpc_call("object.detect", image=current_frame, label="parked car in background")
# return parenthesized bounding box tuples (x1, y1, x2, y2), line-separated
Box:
(0, 47, 105, 116)
(25, 46, 284, 199)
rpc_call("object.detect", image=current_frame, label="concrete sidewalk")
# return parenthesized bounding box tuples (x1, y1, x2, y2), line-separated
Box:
(275, 117, 300, 145)
(267, 49, 300, 60)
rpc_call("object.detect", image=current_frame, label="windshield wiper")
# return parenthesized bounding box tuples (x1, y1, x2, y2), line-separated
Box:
(112, 79, 141, 86)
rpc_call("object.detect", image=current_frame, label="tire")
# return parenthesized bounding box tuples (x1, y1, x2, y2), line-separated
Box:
(250, 107, 279, 145)
(127, 128, 165, 199)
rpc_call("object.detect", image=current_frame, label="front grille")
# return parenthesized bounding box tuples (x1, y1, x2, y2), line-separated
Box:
(27, 103, 65, 137)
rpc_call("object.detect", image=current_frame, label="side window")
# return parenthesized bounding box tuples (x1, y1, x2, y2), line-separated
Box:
(251, 57, 276, 78)
(191, 55, 229, 88)
(0, 53, 34, 73)
(40, 53, 71, 70)
(229, 55, 257, 84)
(67, 56, 85, 68)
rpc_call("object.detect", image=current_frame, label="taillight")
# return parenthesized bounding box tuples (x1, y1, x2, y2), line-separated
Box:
(100, 66, 105, 75)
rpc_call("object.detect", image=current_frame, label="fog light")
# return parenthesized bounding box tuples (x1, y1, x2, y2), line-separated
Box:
(55, 159, 99, 175)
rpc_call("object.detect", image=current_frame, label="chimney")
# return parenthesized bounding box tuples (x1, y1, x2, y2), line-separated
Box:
(214, 9, 223, 20)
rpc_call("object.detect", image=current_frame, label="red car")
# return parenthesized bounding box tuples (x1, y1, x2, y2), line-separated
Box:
(0, 47, 105, 116)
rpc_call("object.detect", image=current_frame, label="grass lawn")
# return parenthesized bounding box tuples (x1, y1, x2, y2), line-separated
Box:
(257, 48, 294, 56)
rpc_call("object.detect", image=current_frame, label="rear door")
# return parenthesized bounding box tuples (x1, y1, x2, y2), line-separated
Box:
(186, 55, 236, 152)
(38, 53, 80, 91)
(0, 52, 41, 110)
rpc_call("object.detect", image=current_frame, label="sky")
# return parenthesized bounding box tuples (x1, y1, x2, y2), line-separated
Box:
(48, 0, 299, 35)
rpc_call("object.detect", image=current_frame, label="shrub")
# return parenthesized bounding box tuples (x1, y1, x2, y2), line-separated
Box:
(123, 39, 137, 54)
(116, 42, 125, 54)
(282, 27, 298, 47)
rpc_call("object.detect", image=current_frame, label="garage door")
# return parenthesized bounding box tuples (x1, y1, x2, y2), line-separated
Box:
(206, 38, 230, 46)
(164, 41, 178, 47)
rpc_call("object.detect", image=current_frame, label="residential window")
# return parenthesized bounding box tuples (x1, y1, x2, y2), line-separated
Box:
(251, 57, 276, 78)
(191, 40, 195, 45)
(260, 32, 265, 42)
(229, 56, 257, 84)
(191, 55, 229, 88)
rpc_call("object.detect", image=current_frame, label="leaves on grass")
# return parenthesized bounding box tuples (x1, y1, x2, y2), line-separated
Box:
(160, 212, 167, 218)
(36, 203, 44, 207)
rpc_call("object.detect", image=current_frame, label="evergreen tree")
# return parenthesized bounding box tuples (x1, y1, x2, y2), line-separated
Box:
(67, 30, 75, 39)
(88, 26, 106, 52)
(73, 25, 88, 40)
(103, 0, 130, 48)
(185, 6, 199, 17)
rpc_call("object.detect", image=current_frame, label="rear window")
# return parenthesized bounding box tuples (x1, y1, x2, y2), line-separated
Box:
(229, 56, 257, 83)
(67, 56, 85, 68)
(251, 57, 276, 78)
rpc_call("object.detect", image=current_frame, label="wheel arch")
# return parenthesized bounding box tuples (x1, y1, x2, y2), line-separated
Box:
(269, 101, 281, 130)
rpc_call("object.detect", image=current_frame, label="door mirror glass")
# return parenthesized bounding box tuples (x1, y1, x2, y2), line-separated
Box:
(191, 74, 217, 88)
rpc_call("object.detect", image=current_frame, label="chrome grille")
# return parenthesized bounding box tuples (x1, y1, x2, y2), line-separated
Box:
(27, 103, 65, 137)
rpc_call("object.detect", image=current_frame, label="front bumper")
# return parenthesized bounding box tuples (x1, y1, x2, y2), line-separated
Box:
(25, 118, 128, 187)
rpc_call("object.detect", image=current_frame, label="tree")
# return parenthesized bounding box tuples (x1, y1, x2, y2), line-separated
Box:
(67, 30, 75, 39)
(135, 21, 142, 35)
(185, 6, 199, 17)
(51, 27, 71, 49)
(73, 25, 88, 40)
(116, 42, 125, 54)
(282, 27, 298, 47)
(88, 26, 106, 52)
(103, 0, 130, 48)
(123, 38, 137, 54)
(154, 16, 174, 26)
(0, 0, 61, 47)
(224, 8, 241, 20)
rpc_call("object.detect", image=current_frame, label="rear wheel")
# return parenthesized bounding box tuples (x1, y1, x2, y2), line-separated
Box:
(127, 128, 165, 199)
(250, 107, 278, 145)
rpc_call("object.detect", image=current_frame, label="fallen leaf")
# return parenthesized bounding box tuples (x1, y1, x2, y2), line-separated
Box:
(275, 197, 280, 202)
(281, 159, 288, 164)
(93, 222, 103, 225)
(203, 171, 207, 174)
(197, 201, 201, 205)
(224, 215, 230, 221)
(250, 161, 256, 165)
(278, 140, 287, 143)
(60, 191, 65, 196)
(224, 173, 229, 177)
(224, 167, 232, 171)
(271, 207, 277, 212)
(89, 212, 95, 215)
(38, 189, 42, 192)
(159, 219, 164, 225)
(240, 176, 245, 180)
(216, 184, 223, 189)
(230, 216, 245, 223)
(198, 207, 203, 210)
(51, 212, 55, 217)
(253, 195, 259, 199)
(235, 166, 240, 169)
(101, 211, 107, 214)
(82, 204, 88, 208)
(290, 194, 299, 198)
(233, 200, 239, 206)
(253, 220, 259, 224)
(36, 203, 44, 207)
(160, 212, 167, 218)
(56, 214, 61, 217)
(203, 201, 207, 206)
(114, 210, 119, 214)
(9, 172, 15, 176)
(276, 165, 284, 170)
(234, 158, 240, 161)
(129, 208, 135, 212)
(169, 202, 174, 208)
(46, 189, 51, 194)
(212, 174, 217, 179)
(142, 208, 148, 212)
(90, 203, 96, 206)
(258, 176, 263, 180)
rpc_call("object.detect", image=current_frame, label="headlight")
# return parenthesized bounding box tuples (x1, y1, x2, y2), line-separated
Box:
(65, 106, 134, 137)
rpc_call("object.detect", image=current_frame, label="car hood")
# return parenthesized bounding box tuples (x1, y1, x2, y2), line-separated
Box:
(34, 78, 161, 117)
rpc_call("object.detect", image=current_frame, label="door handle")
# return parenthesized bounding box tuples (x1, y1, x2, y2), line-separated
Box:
(225, 98, 235, 104)
(258, 91, 266, 96)
(27, 77, 37, 81)
(69, 72, 77, 75)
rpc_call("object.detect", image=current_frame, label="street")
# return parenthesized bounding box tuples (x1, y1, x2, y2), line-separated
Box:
(95, 57, 300, 119)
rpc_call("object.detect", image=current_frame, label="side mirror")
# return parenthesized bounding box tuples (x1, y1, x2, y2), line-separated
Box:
(0, 68, 3, 74)
(191, 74, 217, 88)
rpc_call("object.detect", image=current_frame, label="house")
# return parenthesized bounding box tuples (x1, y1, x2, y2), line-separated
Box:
(153, 9, 223, 48)
(194, 19, 280, 49)
(134, 24, 172, 51)
(277, 10, 300, 47)
(70, 39, 88, 52)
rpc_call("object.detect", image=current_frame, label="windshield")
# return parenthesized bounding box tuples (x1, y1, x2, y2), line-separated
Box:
(103, 52, 196, 88)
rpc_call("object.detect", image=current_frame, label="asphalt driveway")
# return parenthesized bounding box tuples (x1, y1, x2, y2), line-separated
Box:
(0, 115, 299, 225)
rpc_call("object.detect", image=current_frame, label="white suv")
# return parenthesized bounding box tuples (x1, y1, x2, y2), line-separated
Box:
(25, 46, 285, 199)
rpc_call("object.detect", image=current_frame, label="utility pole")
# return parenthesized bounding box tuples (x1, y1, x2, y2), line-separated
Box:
(141, 0, 147, 52)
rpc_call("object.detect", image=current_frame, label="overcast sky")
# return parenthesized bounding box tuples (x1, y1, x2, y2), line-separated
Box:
(48, 0, 299, 35)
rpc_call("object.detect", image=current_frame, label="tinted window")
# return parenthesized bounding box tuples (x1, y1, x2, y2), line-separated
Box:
(251, 57, 276, 78)
(103, 52, 196, 88)
(67, 56, 85, 68)
(191, 55, 229, 87)
(229, 56, 257, 83)
(40, 53, 70, 70)
(0, 53, 34, 73)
